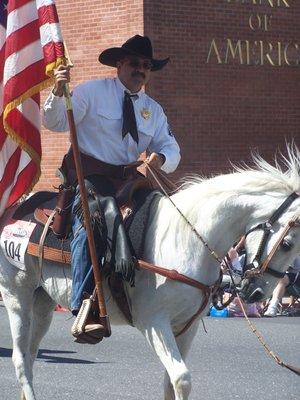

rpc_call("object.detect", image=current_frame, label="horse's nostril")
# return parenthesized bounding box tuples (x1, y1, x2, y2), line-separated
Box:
(248, 288, 264, 303)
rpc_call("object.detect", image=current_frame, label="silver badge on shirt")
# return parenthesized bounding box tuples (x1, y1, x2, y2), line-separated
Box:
(141, 108, 151, 120)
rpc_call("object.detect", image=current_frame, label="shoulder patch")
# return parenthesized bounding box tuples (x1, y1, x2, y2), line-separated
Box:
(168, 124, 175, 137)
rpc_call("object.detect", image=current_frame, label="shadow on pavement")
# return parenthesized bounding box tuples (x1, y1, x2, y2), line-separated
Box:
(0, 347, 110, 365)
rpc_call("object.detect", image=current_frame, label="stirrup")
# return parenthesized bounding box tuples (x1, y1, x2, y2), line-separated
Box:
(71, 298, 105, 344)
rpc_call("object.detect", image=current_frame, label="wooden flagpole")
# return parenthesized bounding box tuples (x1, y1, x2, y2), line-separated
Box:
(62, 50, 111, 337)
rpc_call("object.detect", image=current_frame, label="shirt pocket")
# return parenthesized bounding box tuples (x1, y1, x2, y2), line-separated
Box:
(96, 105, 122, 120)
(96, 105, 122, 133)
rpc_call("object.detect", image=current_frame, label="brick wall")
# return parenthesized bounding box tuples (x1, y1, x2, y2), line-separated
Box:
(36, 0, 300, 190)
(144, 0, 300, 179)
(36, 0, 144, 190)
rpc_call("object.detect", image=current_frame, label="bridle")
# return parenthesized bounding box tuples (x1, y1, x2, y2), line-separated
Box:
(243, 191, 300, 279)
(145, 162, 300, 281)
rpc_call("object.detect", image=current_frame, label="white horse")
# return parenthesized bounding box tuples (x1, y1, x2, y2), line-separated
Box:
(1, 147, 300, 400)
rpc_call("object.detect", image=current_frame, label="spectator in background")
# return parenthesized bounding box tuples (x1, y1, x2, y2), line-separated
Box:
(221, 237, 262, 317)
(221, 236, 245, 288)
(264, 255, 300, 317)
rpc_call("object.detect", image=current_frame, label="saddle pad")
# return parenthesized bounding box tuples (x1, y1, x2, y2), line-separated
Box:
(13, 191, 57, 220)
(24, 190, 163, 264)
(126, 190, 163, 258)
(12, 191, 71, 254)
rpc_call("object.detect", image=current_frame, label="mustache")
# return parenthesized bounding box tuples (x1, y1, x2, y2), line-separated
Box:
(131, 71, 145, 79)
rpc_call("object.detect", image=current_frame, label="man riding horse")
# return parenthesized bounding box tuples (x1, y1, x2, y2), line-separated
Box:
(42, 35, 181, 342)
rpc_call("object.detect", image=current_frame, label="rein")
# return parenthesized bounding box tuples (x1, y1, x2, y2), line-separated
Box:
(236, 293, 300, 375)
(144, 162, 300, 376)
(144, 163, 222, 263)
(137, 259, 221, 336)
(140, 162, 224, 336)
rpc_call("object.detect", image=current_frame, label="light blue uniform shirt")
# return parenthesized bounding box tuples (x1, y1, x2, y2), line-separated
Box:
(43, 77, 181, 173)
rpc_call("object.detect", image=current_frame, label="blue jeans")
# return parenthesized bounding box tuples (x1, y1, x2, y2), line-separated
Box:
(70, 191, 95, 311)
(70, 175, 117, 312)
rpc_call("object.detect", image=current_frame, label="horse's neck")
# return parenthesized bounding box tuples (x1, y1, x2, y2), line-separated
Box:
(144, 193, 247, 284)
(146, 191, 271, 284)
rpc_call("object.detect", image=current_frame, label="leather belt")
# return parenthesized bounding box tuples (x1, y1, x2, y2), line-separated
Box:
(61, 148, 142, 184)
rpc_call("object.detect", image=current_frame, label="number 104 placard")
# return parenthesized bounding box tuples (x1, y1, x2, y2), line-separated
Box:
(0, 220, 36, 270)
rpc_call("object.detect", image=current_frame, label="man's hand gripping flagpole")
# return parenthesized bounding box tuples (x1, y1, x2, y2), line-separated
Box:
(62, 44, 111, 339)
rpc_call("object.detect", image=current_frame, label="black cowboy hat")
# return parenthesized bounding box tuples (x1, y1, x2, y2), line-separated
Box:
(98, 35, 169, 72)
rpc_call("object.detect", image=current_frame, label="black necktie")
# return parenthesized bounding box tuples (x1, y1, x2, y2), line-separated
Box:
(122, 91, 139, 144)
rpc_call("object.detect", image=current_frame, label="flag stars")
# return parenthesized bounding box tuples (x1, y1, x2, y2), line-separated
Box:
(0, 0, 8, 28)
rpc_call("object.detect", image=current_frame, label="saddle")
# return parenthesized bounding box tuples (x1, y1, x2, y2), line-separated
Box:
(16, 176, 153, 236)
(14, 176, 158, 327)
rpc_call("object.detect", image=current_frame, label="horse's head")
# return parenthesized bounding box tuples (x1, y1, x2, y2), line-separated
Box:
(238, 192, 300, 303)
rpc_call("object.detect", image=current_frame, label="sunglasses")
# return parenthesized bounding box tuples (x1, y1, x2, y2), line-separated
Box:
(126, 58, 153, 70)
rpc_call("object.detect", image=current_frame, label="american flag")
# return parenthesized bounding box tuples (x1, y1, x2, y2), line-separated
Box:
(0, 0, 65, 215)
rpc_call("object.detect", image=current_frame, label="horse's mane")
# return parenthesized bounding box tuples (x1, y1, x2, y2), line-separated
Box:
(162, 145, 300, 241)
(176, 144, 300, 201)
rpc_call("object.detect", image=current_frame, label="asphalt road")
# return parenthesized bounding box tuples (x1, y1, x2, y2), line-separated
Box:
(0, 302, 299, 400)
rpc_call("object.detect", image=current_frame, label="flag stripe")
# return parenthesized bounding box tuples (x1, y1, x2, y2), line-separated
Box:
(0, 152, 35, 209)
(6, 160, 38, 208)
(43, 40, 65, 64)
(4, 40, 43, 85)
(6, 108, 41, 155)
(37, 0, 59, 7)
(40, 23, 63, 47)
(0, 0, 64, 214)
(7, 0, 33, 15)
(0, 53, 5, 86)
(0, 25, 5, 49)
(17, 97, 41, 132)
(0, 185, 13, 216)
(0, 121, 7, 149)
(38, 5, 59, 25)
(5, 20, 40, 59)
(0, 81, 3, 114)
(6, 1, 37, 37)
(0, 147, 22, 195)
(4, 59, 46, 102)
(0, 138, 18, 179)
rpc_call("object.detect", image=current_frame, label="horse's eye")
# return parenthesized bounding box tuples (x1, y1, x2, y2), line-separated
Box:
(281, 237, 294, 251)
